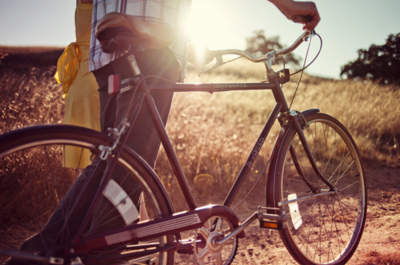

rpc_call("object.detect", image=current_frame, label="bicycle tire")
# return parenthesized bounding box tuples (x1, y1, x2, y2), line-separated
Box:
(0, 124, 175, 265)
(268, 112, 367, 265)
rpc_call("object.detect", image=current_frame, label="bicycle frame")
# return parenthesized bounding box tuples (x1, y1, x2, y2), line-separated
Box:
(66, 38, 337, 254)
(1, 31, 329, 264)
(140, 66, 333, 212)
(0, 29, 368, 265)
(68, 80, 286, 255)
(149, 81, 284, 210)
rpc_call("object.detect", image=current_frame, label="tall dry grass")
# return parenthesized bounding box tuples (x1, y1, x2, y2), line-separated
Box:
(184, 59, 400, 167)
(1, 48, 400, 264)
(0, 47, 64, 133)
(284, 73, 400, 165)
(1, 48, 399, 209)
(1, 48, 399, 200)
(154, 59, 400, 212)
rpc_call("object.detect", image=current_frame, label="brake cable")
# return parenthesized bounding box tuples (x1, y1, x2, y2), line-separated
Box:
(289, 32, 323, 110)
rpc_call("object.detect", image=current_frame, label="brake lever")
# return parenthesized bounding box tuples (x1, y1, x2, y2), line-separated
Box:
(304, 30, 316, 42)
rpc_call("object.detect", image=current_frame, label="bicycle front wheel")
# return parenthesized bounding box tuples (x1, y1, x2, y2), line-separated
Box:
(269, 112, 367, 265)
(0, 125, 174, 265)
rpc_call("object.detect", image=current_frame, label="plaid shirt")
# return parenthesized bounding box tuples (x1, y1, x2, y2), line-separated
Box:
(89, 0, 191, 81)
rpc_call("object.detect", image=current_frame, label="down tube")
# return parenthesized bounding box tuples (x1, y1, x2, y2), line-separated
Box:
(223, 102, 282, 207)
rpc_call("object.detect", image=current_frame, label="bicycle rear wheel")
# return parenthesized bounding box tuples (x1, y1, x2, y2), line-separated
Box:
(268, 113, 367, 265)
(0, 125, 174, 265)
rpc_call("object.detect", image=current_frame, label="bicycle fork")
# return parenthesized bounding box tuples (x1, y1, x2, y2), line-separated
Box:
(288, 110, 336, 192)
(259, 109, 338, 230)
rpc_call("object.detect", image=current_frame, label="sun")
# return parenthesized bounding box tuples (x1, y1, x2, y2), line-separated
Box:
(184, 0, 230, 50)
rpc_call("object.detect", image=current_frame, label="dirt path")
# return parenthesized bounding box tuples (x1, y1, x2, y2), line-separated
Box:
(230, 165, 400, 264)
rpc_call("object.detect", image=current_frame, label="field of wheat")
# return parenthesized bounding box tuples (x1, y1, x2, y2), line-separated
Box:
(1, 47, 400, 264)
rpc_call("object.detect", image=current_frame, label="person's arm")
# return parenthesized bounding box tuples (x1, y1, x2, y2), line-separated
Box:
(268, 0, 320, 30)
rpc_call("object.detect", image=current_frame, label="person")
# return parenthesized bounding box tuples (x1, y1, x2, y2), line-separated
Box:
(269, 0, 320, 31)
(6, 1, 320, 264)
(89, 0, 320, 170)
(55, 0, 101, 170)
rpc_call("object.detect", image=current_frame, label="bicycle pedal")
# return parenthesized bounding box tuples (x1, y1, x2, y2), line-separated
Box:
(259, 220, 284, 230)
(258, 206, 287, 230)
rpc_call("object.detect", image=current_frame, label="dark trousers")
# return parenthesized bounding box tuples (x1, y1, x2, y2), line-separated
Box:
(95, 47, 178, 167)
(8, 47, 179, 264)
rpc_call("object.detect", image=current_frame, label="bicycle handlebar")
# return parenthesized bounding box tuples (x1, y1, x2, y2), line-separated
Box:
(214, 31, 313, 62)
(199, 31, 314, 74)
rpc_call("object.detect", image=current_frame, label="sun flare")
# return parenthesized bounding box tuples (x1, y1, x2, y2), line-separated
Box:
(185, 1, 230, 49)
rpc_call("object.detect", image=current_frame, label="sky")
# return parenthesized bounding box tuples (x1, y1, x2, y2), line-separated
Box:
(1, 0, 399, 79)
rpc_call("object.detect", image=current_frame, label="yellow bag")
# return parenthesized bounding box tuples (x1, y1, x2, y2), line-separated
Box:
(54, 42, 80, 98)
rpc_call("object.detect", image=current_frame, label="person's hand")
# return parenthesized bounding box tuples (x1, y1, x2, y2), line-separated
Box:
(269, 0, 320, 30)
(289, 1, 320, 31)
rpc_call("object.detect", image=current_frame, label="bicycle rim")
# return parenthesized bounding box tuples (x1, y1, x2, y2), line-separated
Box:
(0, 125, 174, 265)
(271, 113, 367, 265)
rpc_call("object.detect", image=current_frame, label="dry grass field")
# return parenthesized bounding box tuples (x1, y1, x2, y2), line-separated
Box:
(0, 47, 400, 264)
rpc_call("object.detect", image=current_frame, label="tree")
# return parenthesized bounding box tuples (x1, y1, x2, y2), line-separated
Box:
(340, 33, 400, 86)
(245, 30, 301, 66)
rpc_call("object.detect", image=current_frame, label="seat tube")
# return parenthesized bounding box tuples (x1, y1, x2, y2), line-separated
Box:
(125, 54, 198, 210)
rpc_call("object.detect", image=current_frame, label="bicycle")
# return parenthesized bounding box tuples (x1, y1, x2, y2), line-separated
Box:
(0, 17, 367, 265)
